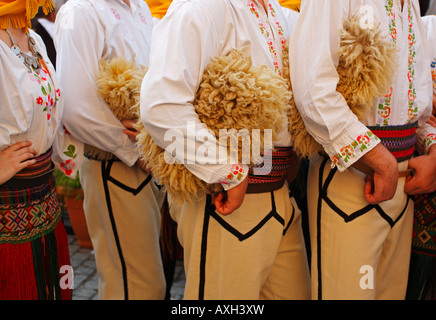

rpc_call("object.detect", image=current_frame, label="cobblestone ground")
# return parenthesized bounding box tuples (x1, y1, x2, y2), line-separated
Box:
(67, 235, 185, 300)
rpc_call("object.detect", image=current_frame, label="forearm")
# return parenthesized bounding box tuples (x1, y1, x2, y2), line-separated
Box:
(357, 143, 398, 176)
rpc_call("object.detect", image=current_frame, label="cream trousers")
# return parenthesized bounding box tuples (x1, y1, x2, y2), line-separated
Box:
(80, 158, 166, 300)
(169, 183, 311, 300)
(307, 155, 414, 300)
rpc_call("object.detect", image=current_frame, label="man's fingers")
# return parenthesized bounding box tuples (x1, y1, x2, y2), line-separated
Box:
(212, 193, 224, 211)
(212, 193, 236, 215)
(364, 175, 397, 205)
(364, 177, 376, 204)
(123, 129, 138, 142)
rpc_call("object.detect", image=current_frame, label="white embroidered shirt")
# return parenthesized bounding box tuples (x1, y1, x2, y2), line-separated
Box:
(54, 0, 153, 166)
(290, 0, 436, 171)
(140, 0, 291, 190)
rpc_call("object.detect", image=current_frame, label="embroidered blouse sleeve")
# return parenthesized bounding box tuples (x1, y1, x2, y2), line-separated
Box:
(289, 0, 380, 171)
(51, 125, 84, 179)
(140, 2, 248, 190)
(54, 4, 139, 167)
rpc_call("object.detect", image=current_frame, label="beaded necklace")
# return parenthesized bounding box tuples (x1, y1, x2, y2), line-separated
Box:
(6, 28, 42, 73)
(5, 28, 59, 121)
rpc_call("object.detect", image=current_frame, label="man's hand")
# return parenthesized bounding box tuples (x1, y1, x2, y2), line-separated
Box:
(121, 119, 139, 142)
(405, 144, 436, 195)
(358, 144, 398, 204)
(428, 114, 436, 127)
(212, 176, 249, 215)
(122, 120, 150, 173)
(0, 141, 38, 184)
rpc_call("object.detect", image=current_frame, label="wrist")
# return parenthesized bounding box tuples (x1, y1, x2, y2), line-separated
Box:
(359, 144, 397, 175)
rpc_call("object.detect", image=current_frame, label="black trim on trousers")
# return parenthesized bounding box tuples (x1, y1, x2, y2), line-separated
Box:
(100, 160, 152, 300)
(198, 191, 294, 299)
(198, 195, 213, 300)
(316, 157, 328, 300)
(283, 198, 296, 236)
(320, 160, 410, 226)
(315, 157, 411, 300)
(105, 162, 152, 195)
(209, 192, 290, 241)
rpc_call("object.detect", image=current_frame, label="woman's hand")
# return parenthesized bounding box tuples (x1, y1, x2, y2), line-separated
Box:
(0, 141, 38, 184)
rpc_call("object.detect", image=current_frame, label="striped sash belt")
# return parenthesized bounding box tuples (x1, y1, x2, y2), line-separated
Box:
(246, 146, 297, 193)
(368, 122, 417, 162)
(2, 147, 54, 188)
(0, 148, 61, 244)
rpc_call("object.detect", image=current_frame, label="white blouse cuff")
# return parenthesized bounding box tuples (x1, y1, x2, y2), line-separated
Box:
(113, 143, 140, 167)
(324, 125, 381, 172)
(218, 163, 249, 191)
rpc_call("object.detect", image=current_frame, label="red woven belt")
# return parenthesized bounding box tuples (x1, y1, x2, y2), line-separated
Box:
(368, 122, 417, 162)
(246, 146, 297, 193)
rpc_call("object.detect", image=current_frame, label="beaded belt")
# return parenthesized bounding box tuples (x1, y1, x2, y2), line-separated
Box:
(367, 122, 417, 162)
(246, 146, 297, 194)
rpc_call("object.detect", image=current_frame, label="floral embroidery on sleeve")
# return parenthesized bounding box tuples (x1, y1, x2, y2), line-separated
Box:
(52, 125, 83, 179)
(219, 163, 246, 187)
(330, 131, 380, 170)
(59, 144, 78, 176)
(425, 133, 436, 149)
(60, 159, 76, 176)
